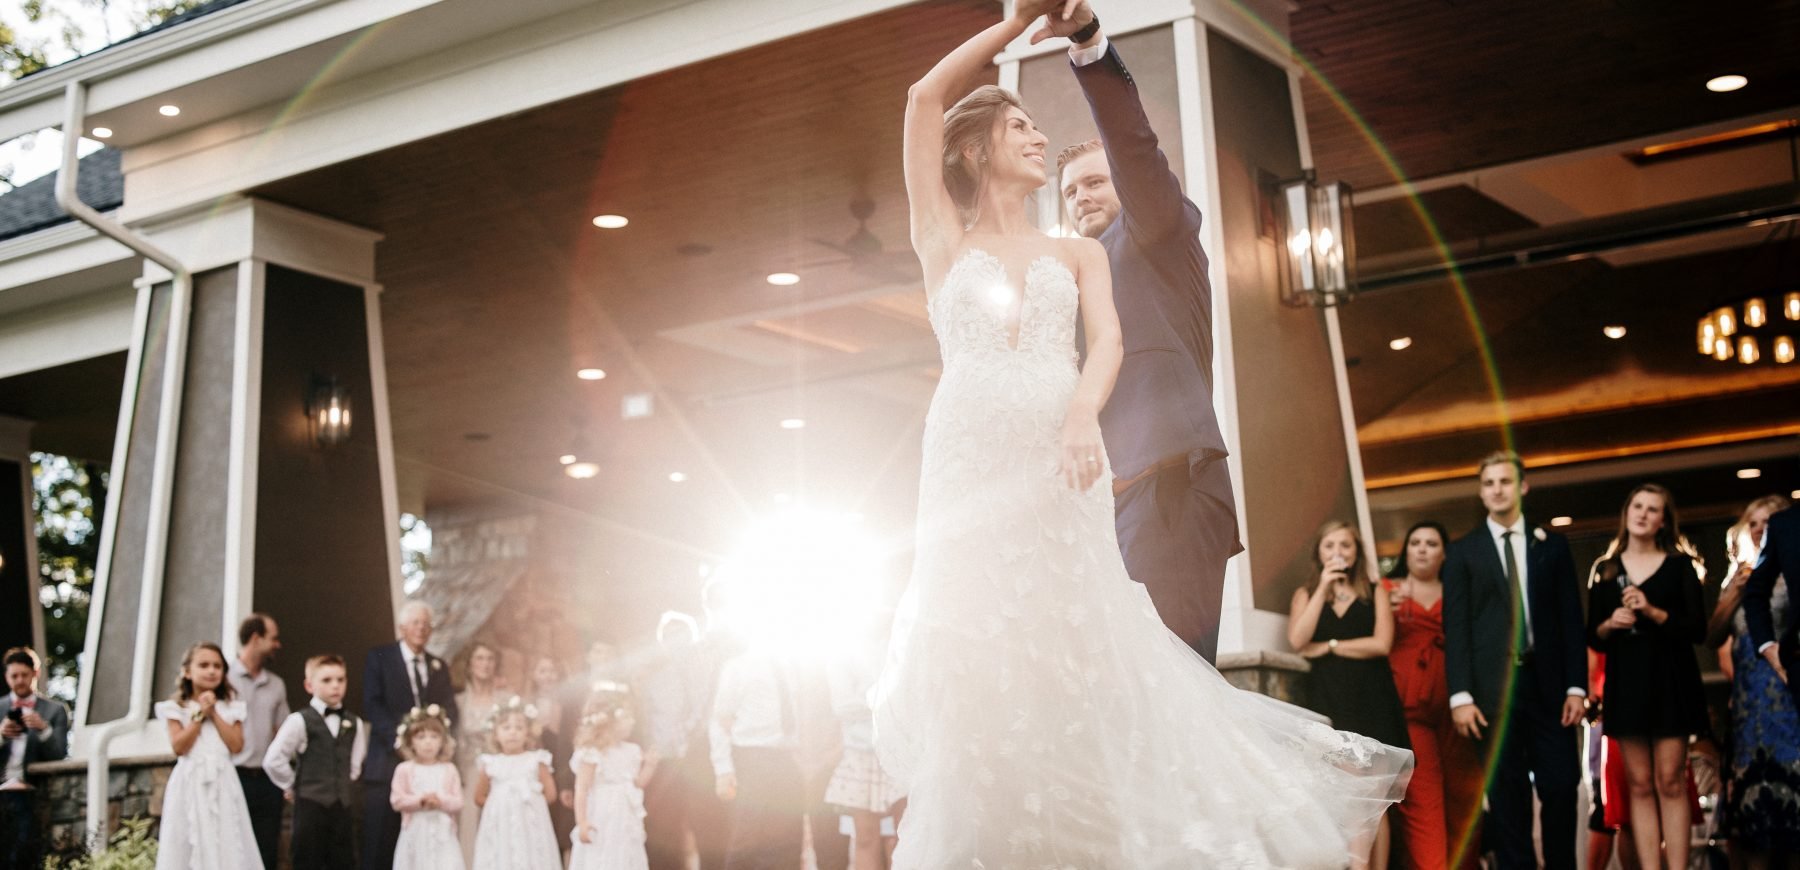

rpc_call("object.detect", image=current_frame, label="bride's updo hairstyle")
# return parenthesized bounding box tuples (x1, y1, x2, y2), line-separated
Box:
(942, 85, 1031, 219)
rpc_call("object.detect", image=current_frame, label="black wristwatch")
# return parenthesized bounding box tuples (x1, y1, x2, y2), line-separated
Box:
(1070, 14, 1101, 46)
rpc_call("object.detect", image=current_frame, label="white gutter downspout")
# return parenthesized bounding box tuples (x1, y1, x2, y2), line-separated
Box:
(55, 80, 193, 845)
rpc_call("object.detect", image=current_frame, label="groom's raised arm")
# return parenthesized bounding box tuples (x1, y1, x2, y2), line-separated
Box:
(1071, 40, 1201, 244)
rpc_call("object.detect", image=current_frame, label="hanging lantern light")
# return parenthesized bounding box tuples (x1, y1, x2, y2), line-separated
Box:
(1738, 335, 1760, 365)
(1715, 307, 1738, 337)
(1744, 297, 1768, 328)
(1785, 291, 1800, 321)
(1697, 319, 1717, 355)
(1775, 335, 1796, 364)
(1713, 335, 1734, 361)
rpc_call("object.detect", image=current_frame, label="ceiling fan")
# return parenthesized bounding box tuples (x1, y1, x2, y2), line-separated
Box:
(805, 197, 921, 286)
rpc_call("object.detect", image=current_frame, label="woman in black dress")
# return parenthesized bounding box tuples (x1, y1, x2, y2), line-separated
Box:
(1588, 483, 1706, 870)
(1289, 519, 1410, 869)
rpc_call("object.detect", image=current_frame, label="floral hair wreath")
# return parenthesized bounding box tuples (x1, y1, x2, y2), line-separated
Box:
(580, 681, 633, 728)
(394, 703, 450, 749)
(485, 694, 541, 732)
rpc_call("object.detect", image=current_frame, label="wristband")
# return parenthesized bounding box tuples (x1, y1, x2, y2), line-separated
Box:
(1070, 14, 1101, 45)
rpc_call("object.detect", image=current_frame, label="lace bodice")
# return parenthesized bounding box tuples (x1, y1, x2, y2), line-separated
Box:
(930, 248, 1080, 366)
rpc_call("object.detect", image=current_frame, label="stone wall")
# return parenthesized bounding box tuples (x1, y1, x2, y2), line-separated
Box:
(1217, 649, 1312, 708)
(27, 754, 173, 858)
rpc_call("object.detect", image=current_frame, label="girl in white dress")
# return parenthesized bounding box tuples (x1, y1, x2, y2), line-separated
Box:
(155, 642, 264, 870)
(472, 697, 562, 869)
(391, 706, 466, 870)
(569, 692, 657, 870)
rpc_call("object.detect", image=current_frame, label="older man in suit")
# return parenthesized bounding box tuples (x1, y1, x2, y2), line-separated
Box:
(1442, 451, 1587, 870)
(1026, 0, 1242, 664)
(1743, 506, 1800, 697)
(361, 600, 459, 870)
(2, 647, 69, 870)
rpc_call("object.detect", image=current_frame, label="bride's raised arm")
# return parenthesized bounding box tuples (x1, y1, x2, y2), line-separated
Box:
(903, 10, 1035, 278)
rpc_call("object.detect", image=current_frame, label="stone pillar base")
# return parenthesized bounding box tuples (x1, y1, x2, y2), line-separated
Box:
(27, 754, 173, 857)
(1216, 648, 1311, 707)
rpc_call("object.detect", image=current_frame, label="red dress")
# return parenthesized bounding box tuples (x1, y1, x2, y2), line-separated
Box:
(1389, 591, 1485, 870)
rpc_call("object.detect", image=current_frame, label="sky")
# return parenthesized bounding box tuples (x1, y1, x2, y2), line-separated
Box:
(0, 1, 139, 188)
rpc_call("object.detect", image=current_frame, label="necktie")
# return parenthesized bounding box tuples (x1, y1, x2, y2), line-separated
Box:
(411, 655, 427, 705)
(1503, 531, 1531, 656)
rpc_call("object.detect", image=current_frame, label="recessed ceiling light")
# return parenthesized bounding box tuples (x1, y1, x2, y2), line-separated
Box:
(1706, 74, 1748, 93)
(158, 105, 180, 117)
(1550, 516, 1573, 527)
(1603, 325, 1627, 339)
(577, 368, 606, 381)
(766, 272, 800, 286)
(592, 214, 629, 229)
(565, 461, 601, 479)
(780, 418, 806, 430)
(90, 127, 113, 139)
(1737, 468, 1763, 479)
(1388, 337, 1413, 351)
(668, 471, 688, 483)
(559, 454, 577, 465)
(1791, 488, 1800, 499)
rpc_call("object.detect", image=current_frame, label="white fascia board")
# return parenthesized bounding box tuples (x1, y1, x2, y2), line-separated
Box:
(0, 220, 136, 301)
(0, 0, 438, 144)
(117, 0, 916, 225)
(0, 285, 138, 381)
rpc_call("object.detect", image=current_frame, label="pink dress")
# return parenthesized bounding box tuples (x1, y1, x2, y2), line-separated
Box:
(391, 761, 466, 870)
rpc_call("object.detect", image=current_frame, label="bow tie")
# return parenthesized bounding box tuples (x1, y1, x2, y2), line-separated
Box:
(324, 707, 344, 717)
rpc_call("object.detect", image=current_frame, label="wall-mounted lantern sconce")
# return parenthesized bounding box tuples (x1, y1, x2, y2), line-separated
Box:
(308, 377, 352, 448)
(1274, 173, 1356, 307)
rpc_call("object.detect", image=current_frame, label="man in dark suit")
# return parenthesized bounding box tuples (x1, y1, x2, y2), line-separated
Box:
(1743, 505, 1799, 697)
(1442, 451, 1587, 870)
(1027, 0, 1242, 664)
(2, 647, 69, 870)
(361, 601, 458, 870)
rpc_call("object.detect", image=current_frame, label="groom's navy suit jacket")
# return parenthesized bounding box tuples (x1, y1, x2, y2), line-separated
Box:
(1744, 507, 1800, 700)
(1073, 46, 1235, 513)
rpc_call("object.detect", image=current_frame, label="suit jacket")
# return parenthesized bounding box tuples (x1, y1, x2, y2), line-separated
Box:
(1072, 45, 1239, 553)
(1743, 507, 1800, 666)
(361, 642, 458, 783)
(1442, 519, 1586, 717)
(0, 692, 70, 776)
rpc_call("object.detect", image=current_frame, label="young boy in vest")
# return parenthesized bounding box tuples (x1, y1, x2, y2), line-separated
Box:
(265, 654, 369, 870)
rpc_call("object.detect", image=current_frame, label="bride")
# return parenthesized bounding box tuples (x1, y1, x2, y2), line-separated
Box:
(871, 7, 1412, 869)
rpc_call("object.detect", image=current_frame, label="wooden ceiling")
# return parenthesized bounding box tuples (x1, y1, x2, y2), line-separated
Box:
(1291, 0, 1800, 191)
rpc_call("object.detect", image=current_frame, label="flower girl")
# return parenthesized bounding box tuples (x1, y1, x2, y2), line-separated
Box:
(472, 695, 562, 868)
(155, 642, 263, 870)
(391, 705, 466, 869)
(569, 688, 657, 870)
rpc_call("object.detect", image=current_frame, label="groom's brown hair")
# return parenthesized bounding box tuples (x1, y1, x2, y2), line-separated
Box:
(1056, 139, 1103, 182)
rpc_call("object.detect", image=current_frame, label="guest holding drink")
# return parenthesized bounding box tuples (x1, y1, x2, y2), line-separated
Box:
(1587, 484, 1707, 870)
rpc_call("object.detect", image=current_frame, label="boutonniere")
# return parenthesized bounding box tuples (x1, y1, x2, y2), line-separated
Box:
(431, 659, 442, 672)
(344, 718, 355, 731)
(1533, 527, 1547, 543)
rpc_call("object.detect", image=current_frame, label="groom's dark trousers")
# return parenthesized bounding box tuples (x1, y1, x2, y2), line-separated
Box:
(1074, 44, 1242, 664)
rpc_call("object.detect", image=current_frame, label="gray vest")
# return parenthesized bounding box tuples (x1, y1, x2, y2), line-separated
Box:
(296, 707, 357, 807)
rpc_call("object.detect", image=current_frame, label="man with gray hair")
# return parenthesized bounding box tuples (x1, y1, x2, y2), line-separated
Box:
(360, 600, 459, 870)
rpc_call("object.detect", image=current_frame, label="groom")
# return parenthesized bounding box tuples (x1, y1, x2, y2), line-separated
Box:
(1027, 0, 1241, 663)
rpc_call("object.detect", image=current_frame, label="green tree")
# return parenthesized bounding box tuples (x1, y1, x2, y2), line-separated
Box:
(32, 452, 105, 704)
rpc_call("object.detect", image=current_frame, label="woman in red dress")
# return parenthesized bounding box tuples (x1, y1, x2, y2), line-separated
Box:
(1387, 521, 1485, 870)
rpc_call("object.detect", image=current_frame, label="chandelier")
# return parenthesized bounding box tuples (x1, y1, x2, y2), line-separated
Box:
(1698, 222, 1799, 365)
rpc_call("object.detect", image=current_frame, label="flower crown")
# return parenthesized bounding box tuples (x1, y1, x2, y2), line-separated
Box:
(394, 704, 449, 749)
(485, 694, 540, 731)
(580, 681, 633, 728)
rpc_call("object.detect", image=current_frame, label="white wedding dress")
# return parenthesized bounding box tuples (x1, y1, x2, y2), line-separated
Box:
(872, 248, 1413, 869)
